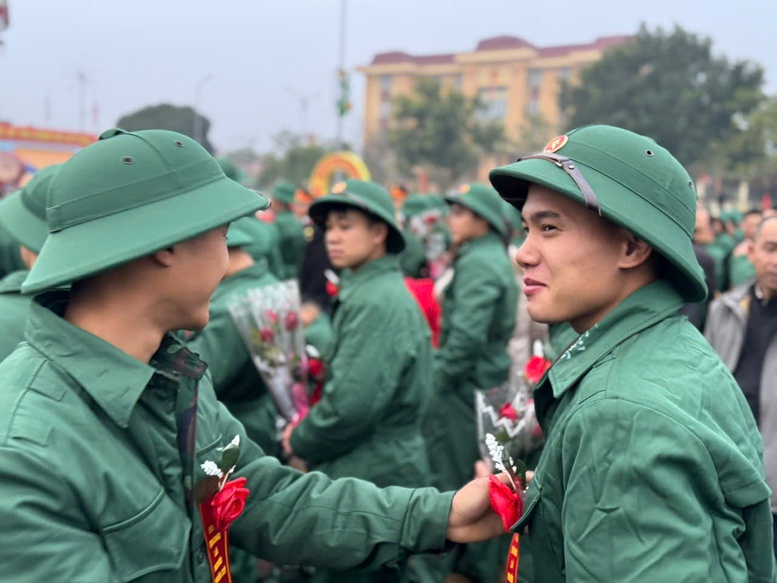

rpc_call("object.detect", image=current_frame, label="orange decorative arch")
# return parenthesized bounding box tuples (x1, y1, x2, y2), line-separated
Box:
(309, 151, 370, 197)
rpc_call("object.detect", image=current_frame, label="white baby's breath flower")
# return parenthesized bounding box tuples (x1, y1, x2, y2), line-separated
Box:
(201, 460, 223, 478)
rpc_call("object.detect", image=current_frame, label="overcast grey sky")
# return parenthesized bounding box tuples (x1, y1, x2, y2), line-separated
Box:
(1, 0, 775, 154)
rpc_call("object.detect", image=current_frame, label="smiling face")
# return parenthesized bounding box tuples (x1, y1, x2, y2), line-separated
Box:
(516, 184, 655, 333)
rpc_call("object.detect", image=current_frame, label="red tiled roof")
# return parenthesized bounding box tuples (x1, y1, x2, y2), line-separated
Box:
(475, 35, 534, 51)
(367, 35, 631, 67)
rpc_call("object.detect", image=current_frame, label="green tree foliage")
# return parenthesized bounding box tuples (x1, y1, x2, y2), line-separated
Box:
(560, 24, 764, 168)
(256, 131, 330, 188)
(116, 103, 214, 153)
(714, 97, 777, 179)
(387, 78, 506, 190)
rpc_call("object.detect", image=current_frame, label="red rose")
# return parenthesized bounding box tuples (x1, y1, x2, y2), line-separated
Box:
(524, 356, 552, 385)
(309, 358, 324, 380)
(203, 477, 249, 531)
(264, 309, 279, 325)
(488, 475, 524, 532)
(498, 403, 519, 422)
(325, 281, 339, 297)
(284, 311, 299, 331)
(260, 327, 274, 343)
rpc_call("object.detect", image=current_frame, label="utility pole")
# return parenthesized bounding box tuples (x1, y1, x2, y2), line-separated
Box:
(335, 0, 347, 149)
(76, 69, 88, 131)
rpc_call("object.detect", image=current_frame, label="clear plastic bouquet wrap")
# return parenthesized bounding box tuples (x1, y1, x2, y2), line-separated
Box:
(228, 280, 310, 423)
(476, 351, 551, 466)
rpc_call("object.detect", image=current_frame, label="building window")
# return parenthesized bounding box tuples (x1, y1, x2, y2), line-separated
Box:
(558, 67, 572, 82)
(477, 86, 508, 121)
(380, 75, 392, 99)
(380, 100, 392, 119)
(527, 69, 543, 88)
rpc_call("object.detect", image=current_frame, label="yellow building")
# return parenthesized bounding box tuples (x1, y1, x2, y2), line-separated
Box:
(358, 34, 631, 152)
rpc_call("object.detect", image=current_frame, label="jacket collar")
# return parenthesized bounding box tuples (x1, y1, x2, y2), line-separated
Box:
(338, 255, 399, 302)
(542, 280, 685, 400)
(459, 231, 503, 255)
(0, 270, 29, 294)
(25, 292, 207, 429)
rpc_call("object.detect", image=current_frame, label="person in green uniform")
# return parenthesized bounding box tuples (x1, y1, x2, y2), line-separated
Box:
(728, 208, 763, 288)
(186, 216, 281, 455)
(489, 125, 774, 581)
(215, 158, 286, 279)
(282, 179, 435, 583)
(0, 128, 505, 582)
(0, 165, 59, 361)
(425, 182, 518, 583)
(271, 181, 307, 280)
(399, 194, 430, 278)
(0, 223, 26, 278)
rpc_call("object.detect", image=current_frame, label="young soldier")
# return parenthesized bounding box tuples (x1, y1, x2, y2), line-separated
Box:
(425, 182, 519, 583)
(282, 179, 435, 583)
(0, 129, 505, 582)
(490, 125, 774, 580)
(271, 181, 307, 279)
(0, 164, 59, 361)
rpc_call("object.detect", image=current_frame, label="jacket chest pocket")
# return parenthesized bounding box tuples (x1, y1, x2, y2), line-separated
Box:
(101, 488, 190, 582)
(511, 477, 566, 577)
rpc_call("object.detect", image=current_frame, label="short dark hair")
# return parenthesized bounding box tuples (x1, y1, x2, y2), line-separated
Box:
(324, 203, 382, 227)
(744, 208, 763, 219)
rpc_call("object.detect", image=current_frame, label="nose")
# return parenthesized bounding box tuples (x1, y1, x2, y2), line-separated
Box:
(514, 234, 538, 269)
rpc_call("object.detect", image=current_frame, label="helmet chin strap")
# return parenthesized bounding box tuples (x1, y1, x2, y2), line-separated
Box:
(517, 152, 601, 216)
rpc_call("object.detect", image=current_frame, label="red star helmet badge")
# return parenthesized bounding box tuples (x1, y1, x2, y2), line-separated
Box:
(543, 135, 568, 153)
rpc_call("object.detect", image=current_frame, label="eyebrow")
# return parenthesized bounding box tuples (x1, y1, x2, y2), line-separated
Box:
(522, 210, 562, 223)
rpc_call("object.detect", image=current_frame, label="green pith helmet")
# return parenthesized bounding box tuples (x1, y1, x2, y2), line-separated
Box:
(489, 125, 706, 303)
(308, 179, 406, 253)
(23, 128, 269, 294)
(227, 216, 259, 248)
(0, 164, 61, 254)
(401, 194, 428, 219)
(271, 181, 296, 205)
(444, 182, 508, 236)
(216, 157, 247, 184)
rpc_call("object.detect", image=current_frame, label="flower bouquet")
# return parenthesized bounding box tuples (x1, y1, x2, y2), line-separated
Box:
(228, 280, 310, 423)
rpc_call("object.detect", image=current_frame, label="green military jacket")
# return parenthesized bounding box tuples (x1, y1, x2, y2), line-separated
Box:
(242, 217, 286, 280)
(274, 211, 307, 280)
(187, 261, 280, 454)
(0, 270, 30, 362)
(0, 224, 25, 279)
(426, 231, 518, 493)
(514, 281, 774, 582)
(437, 231, 518, 395)
(0, 293, 453, 582)
(290, 255, 433, 489)
(399, 229, 427, 278)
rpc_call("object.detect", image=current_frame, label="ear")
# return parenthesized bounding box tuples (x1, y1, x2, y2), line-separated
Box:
(371, 221, 389, 246)
(150, 247, 176, 268)
(746, 240, 756, 264)
(618, 231, 653, 270)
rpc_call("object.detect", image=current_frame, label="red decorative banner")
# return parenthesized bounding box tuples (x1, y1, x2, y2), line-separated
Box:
(198, 477, 249, 583)
(506, 534, 520, 583)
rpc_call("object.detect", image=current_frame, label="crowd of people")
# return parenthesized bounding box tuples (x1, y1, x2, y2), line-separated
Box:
(0, 124, 774, 582)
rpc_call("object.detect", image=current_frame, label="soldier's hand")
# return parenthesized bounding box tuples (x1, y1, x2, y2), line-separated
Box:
(445, 473, 511, 543)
